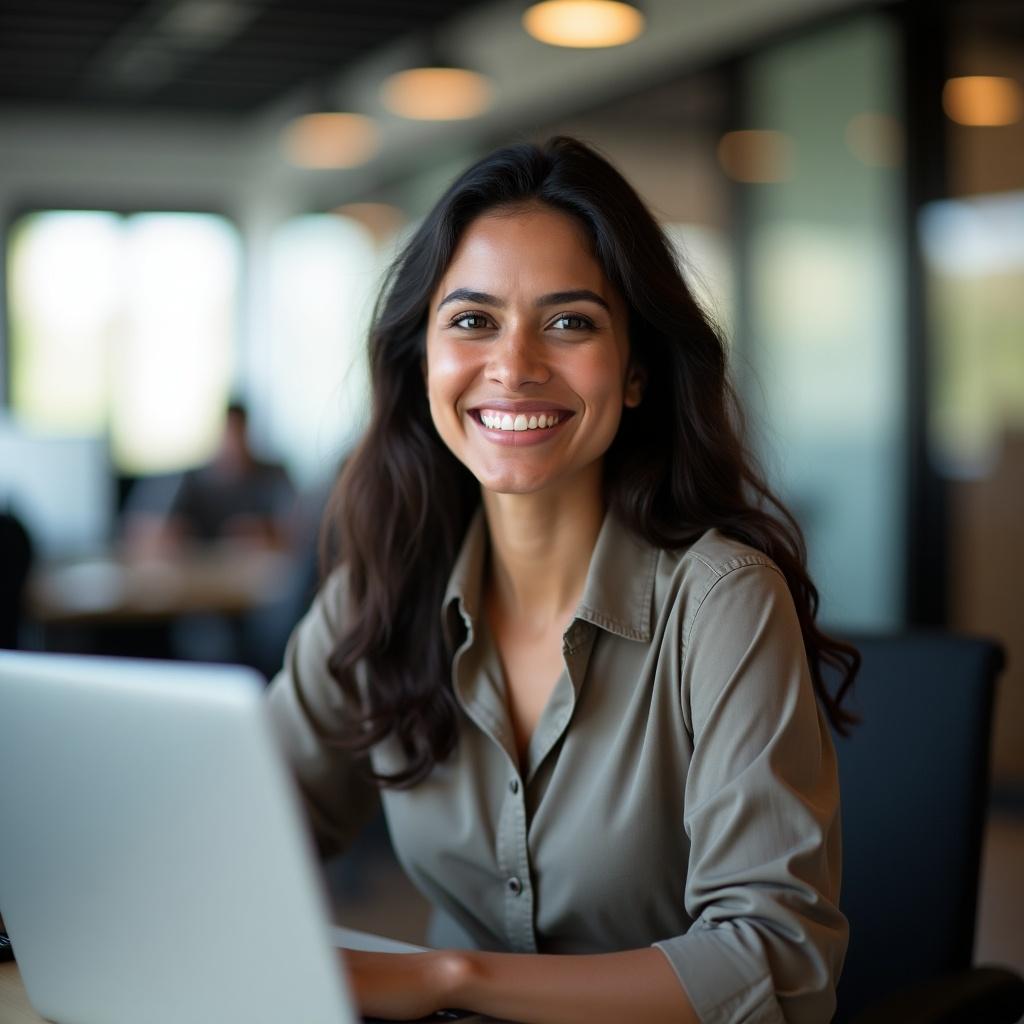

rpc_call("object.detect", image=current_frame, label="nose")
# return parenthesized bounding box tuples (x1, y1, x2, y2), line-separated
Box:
(486, 324, 550, 390)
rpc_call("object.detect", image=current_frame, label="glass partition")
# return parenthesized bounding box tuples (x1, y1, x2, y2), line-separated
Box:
(739, 14, 906, 630)
(933, 0, 1024, 796)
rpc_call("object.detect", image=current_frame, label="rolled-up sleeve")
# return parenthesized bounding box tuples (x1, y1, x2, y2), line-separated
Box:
(654, 562, 848, 1024)
(266, 568, 380, 858)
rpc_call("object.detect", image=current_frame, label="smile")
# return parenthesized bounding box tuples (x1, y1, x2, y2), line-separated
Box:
(477, 410, 564, 432)
(469, 408, 572, 447)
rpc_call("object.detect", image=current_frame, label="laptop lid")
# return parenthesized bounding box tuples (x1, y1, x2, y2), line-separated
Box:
(0, 651, 357, 1024)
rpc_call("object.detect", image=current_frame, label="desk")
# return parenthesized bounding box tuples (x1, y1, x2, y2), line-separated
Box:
(27, 545, 294, 626)
(0, 962, 41, 1023)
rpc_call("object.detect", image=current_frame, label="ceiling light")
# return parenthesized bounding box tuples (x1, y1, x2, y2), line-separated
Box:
(380, 67, 493, 121)
(523, 1, 645, 48)
(332, 203, 407, 244)
(716, 130, 793, 184)
(943, 76, 1023, 127)
(282, 113, 380, 170)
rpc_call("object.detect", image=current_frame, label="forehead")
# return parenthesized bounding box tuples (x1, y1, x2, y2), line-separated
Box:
(437, 205, 610, 293)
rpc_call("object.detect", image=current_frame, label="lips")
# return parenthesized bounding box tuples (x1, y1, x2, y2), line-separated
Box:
(469, 399, 573, 413)
(468, 404, 573, 446)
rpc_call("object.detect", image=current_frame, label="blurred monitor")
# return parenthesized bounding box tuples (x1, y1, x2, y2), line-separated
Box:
(0, 421, 114, 559)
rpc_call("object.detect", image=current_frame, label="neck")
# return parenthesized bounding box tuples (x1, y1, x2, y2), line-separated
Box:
(481, 466, 605, 634)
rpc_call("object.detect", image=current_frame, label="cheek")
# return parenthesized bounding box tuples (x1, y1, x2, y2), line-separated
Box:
(425, 340, 476, 417)
(574, 351, 628, 413)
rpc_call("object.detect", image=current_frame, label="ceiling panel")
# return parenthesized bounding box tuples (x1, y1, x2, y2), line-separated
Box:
(0, 0, 489, 113)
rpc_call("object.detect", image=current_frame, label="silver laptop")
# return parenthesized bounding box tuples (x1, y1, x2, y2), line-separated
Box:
(0, 650, 472, 1024)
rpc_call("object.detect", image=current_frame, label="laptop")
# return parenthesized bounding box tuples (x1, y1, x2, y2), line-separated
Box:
(0, 650, 481, 1024)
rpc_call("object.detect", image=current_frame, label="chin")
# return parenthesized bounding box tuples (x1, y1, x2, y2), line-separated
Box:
(475, 468, 555, 495)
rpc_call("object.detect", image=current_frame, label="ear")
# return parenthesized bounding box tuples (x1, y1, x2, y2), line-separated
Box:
(624, 362, 646, 408)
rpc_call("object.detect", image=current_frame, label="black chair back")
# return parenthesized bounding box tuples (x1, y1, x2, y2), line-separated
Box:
(0, 511, 34, 649)
(830, 632, 1004, 1021)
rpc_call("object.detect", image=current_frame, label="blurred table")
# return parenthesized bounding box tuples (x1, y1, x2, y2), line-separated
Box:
(27, 544, 294, 626)
(0, 962, 40, 1023)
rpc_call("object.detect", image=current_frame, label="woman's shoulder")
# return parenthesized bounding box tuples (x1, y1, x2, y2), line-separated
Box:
(271, 563, 353, 677)
(317, 562, 352, 622)
(658, 526, 781, 584)
(652, 527, 789, 632)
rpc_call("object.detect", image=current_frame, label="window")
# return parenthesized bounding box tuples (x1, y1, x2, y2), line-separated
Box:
(6, 210, 242, 474)
(256, 213, 384, 486)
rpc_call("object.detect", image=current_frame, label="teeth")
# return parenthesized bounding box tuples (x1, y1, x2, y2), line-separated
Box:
(479, 410, 562, 432)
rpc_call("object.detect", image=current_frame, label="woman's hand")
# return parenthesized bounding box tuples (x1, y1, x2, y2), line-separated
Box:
(339, 948, 472, 1021)
(340, 946, 697, 1024)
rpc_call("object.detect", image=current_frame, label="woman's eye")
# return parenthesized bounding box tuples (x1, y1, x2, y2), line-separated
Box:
(551, 313, 592, 331)
(451, 312, 490, 330)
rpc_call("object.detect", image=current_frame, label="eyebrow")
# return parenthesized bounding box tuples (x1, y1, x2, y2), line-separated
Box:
(435, 287, 611, 314)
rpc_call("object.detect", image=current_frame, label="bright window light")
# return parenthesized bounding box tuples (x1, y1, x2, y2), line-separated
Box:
(921, 192, 1024, 475)
(262, 214, 381, 486)
(7, 210, 241, 474)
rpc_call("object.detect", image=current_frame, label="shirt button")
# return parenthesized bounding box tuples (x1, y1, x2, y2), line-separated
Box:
(509, 779, 519, 795)
(507, 876, 522, 896)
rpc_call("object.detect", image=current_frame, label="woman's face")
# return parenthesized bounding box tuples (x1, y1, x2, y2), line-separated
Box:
(424, 204, 641, 497)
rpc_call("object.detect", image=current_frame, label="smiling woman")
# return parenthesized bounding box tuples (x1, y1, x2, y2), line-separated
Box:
(266, 136, 858, 1023)
(425, 205, 642, 498)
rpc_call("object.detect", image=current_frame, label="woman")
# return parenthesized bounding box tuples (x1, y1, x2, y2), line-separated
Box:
(267, 136, 856, 1023)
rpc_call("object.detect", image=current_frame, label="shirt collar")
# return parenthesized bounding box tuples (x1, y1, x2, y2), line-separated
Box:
(575, 506, 657, 642)
(441, 504, 657, 646)
(442, 507, 488, 647)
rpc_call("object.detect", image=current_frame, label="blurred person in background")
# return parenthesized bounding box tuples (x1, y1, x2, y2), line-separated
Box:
(118, 401, 298, 672)
(122, 401, 296, 558)
(268, 137, 858, 1023)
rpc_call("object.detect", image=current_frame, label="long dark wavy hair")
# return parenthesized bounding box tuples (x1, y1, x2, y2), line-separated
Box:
(323, 135, 859, 787)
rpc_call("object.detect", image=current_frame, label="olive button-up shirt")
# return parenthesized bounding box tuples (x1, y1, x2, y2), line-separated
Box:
(266, 509, 848, 1024)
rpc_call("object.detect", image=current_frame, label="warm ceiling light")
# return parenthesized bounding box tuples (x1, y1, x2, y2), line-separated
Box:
(845, 112, 903, 168)
(282, 113, 380, 169)
(380, 67, 493, 120)
(717, 130, 794, 183)
(332, 202, 407, 243)
(943, 76, 1023, 127)
(523, 0, 644, 48)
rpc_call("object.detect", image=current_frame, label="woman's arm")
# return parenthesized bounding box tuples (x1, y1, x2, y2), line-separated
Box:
(266, 567, 381, 857)
(342, 946, 699, 1024)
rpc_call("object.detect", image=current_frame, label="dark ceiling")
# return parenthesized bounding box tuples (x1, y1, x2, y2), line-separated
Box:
(0, 0, 489, 115)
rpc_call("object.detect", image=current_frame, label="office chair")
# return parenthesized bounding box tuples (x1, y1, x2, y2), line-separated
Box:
(0, 511, 33, 650)
(830, 632, 1024, 1023)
